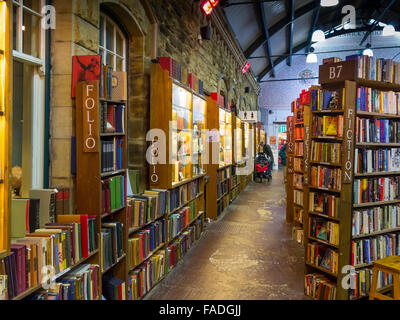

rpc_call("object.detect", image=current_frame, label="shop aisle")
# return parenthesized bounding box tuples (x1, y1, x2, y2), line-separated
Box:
(146, 171, 306, 300)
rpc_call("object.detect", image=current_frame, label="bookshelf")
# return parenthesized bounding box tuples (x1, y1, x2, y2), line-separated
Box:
(292, 93, 310, 246)
(304, 57, 400, 300)
(0, 0, 10, 259)
(75, 81, 128, 298)
(286, 115, 294, 223)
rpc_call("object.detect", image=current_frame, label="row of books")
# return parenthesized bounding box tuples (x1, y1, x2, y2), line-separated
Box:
(306, 242, 339, 274)
(11, 188, 69, 238)
(352, 205, 400, 236)
(100, 65, 127, 101)
(128, 217, 203, 300)
(100, 103, 125, 134)
(309, 217, 339, 246)
(230, 184, 240, 202)
(102, 275, 126, 300)
(217, 179, 229, 199)
(349, 268, 393, 300)
(351, 232, 400, 266)
(101, 138, 124, 173)
(311, 88, 344, 111)
(295, 142, 303, 156)
(356, 87, 400, 114)
(310, 166, 342, 191)
(354, 147, 400, 173)
(312, 115, 344, 137)
(27, 264, 100, 300)
(295, 109, 303, 122)
(217, 195, 229, 216)
(218, 166, 232, 181)
(128, 249, 167, 300)
(128, 219, 166, 270)
(101, 175, 125, 214)
(310, 141, 342, 164)
(172, 108, 191, 131)
(168, 202, 196, 240)
(346, 54, 400, 84)
(1, 215, 98, 299)
(126, 189, 169, 230)
(166, 219, 203, 270)
(169, 180, 201, 212)
(305, 273, 336, 300)
(355, 118, 400, 143)
(353, 176, 400, 204)
(293, 173, 303, 189)
(100, 222, 124, 272)
(309, 192, 341, 218)
(294, 127, 304, 140)
(294, 158, 303, 172)
(294, 190, 303, 206)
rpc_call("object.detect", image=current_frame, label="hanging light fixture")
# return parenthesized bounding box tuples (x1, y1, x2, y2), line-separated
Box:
(363, 43, 373, 57)
(383, 24, 396, 36)
(312, 30, 325, 42)
(306, 47, 317, 63)
(320, 0, 339, 6)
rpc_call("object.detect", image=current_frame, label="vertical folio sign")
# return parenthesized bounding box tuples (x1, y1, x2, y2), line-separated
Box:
(77, 81, 99, 153)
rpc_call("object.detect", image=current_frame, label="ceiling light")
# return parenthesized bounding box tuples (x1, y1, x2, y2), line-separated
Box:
(320, 0, 339, 6)
(363, 48, 373, 57)
(312, 30, 325, 42)
(306, 53, 318, 63)
(383, 24, 396, 36)
(201, 1, 213, 15)
(363, 43, 373, 57)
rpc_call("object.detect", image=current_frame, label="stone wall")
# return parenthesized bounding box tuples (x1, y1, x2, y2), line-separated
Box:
(50, 0, 259, 210)
(150, 0, 259, 108)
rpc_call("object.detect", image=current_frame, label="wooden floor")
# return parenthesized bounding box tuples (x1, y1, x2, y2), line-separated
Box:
(146, 171, 307, 300)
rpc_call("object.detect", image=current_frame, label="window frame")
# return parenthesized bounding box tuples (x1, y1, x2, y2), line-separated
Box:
(99, 12, 127, 72)
(11, 0, 46, 194)
(12, 0, 45, 66)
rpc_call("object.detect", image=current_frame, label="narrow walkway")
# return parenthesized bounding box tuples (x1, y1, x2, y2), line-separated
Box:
(146, 171, 306, 300)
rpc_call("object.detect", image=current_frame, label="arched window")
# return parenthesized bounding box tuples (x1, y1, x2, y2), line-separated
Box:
(99, 13, 127, 72)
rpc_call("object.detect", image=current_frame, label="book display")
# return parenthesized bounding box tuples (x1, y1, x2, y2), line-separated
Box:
(304, 56, 400, 300)
(292, 90, 313, 246)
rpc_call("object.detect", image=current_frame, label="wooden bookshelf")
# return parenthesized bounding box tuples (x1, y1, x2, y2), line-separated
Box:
(291, 91, 313, 246)
(304, 58, 400, 300)
(75, 81, 128, 299)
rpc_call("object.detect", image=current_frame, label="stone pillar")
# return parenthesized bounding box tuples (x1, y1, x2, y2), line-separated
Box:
(50, 0, 100, 212)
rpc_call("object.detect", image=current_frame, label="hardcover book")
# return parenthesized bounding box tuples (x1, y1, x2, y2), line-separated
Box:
(71, 55, 102, 98)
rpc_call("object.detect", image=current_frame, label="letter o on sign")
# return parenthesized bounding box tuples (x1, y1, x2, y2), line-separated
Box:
(85, 137, 96, 149)
(85, 98, 95, 110)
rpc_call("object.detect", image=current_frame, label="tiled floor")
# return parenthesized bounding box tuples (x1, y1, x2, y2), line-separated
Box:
(146, 171, 306, 300)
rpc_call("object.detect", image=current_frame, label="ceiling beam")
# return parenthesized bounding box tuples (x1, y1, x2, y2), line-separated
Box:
(258, 2, 275, 77)
(359, 0, 396, 45)
(287, 0, 294, 66)
(306, 6, 321, 54)
(257, 26, 375, 81)
(244, 0, 318, 58)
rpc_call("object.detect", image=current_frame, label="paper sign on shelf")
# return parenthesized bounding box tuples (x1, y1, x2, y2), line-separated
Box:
(238, 110, 258, 123)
